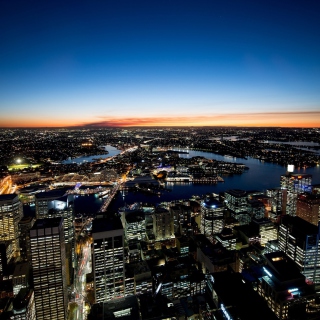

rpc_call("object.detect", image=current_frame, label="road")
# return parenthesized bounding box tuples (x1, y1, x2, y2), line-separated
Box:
(0, 176, 13, 195)
(73, 241, 91, 320)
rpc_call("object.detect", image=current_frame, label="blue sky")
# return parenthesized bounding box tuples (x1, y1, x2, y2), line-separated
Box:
(0, 0, 319, 127)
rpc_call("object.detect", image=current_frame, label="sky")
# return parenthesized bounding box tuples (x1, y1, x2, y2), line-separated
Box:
(0, 0, 320, 128)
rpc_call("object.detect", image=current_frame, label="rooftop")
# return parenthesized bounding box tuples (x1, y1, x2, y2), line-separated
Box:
(0, 193, 18, 201)
(264, 251, 304, 283)
(92, 216, 123, 233)
(35, 189, 66, 199)
(209, 271, 278, 320)
(31, 217, 63, 230)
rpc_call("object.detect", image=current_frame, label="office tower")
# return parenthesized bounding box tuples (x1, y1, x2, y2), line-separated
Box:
(247, 199, 265, 219)
(152, 207, 174, 241)
(200, 198, 224, 242)
(296, 193, 320, 226)
(12, 288, 36, 320)
(125, 260, 152, 296)
(280, 173, 312, 216)
(122, 210, 146, 242)
(35, 191, 74, 245)
(194, 234, 238, 273)
(18, 216, 35, 263)
(176, 235, 190, 256)
(0, 194, 23, 255)
(35, 191, 74, 284)
(258, 252, 319, 319)
(224, 189, 251, 225)
(279, 215, 320, 286)
(224, 189, 247, 213)
(92, 217, 125, 303)
(252, 218, 278, 246)
(30, 218, 67, 320)
(13, 262, 30, 296)
(215, 228, 237, 250)
(169, 202, 192, 235)
(266, 188, 284, 217)
(0, 241, 14, 276)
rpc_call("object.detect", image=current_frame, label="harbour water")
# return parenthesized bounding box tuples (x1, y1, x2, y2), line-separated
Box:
(107, 149, 320, 213)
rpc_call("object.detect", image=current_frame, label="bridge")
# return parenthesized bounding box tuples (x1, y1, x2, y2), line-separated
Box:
(98, 183, 121, 212)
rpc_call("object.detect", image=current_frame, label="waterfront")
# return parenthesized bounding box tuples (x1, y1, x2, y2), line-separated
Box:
(107, 149, 320, 213)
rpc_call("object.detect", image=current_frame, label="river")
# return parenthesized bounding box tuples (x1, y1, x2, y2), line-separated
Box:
(62, 145, 121, 164)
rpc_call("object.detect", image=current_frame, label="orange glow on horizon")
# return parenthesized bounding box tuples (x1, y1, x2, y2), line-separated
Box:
(0, 111, 319, 128)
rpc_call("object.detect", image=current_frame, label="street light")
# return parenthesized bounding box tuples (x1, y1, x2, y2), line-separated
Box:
(16, 158, 22, 164)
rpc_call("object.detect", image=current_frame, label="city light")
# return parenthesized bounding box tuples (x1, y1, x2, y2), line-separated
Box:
(263, 267, 273, 278)
(221, 304, 233, 320)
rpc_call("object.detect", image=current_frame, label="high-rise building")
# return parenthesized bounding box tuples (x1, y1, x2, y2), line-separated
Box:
(266, 188, 284, 218)
(278, 215, 320, 286)
(0, 194, 23, 255)
(200, 198, 224, 242)
(12, 262, 30, 296)
(169, 202, 192, 235)
(0, 240, 14, 276)
(35, 191, 74, 284)
(35, 191, 74, 246)
(122, 210, 146, 242)
(296, 193, 320, 226)
(252, 218, 278, 246)
(18, 216, 35, 263)
(280, 173, 312, 216)
(224, 189, 247, 214)
(30, 218, 68, 320)
(152, 207, 174, 241)
(215, 228, 237, 250)
(92, 216, 125, 303)
(258, 251, 319, 319)
(12, 287, 36, 320)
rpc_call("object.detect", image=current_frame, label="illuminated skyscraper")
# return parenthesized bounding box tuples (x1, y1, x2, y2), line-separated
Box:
(152, 207, 174, 241)
(0, 194, 23, 256)
(35, 191, 74, 284)
(92, 217, 125, 302)
(278, 215, 320, 286)
(30, 218, 67, 320)
(296, 193, 320, 226)
(200, 198, 224, 242)
(280, 173, 312, 216)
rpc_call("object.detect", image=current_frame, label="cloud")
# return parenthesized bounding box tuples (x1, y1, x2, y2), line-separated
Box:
(79, 110, 320, 127)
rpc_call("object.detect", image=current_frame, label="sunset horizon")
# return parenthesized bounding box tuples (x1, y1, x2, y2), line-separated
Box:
(1, 1, 319, 129)
(1, 111, 319, 128)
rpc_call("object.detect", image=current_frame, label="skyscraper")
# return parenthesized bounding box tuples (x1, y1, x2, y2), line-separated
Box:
(0, 194, 23, 256)
(200, 197, 224, 242)
(30, 218, 68, 320)
(280, 173, 312, 216)
(18, 216, 35, 262)
(278, 215, 320, 286)
(296, 193, 320, 226)
(152, 207, 174, 241)
(35, 191, 74, 284)
(92, 216, 125, 303)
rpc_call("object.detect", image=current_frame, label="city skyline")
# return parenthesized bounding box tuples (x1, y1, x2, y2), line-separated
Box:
(1, 0, 320, 128)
